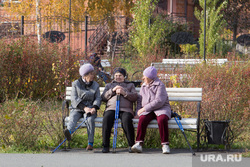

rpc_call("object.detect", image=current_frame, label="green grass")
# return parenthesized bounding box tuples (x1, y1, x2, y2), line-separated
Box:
(0, 99, 249, 157)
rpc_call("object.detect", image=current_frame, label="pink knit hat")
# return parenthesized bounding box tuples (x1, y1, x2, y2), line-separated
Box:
(143, 66, 157, 80)
(79, 63, 94, 76)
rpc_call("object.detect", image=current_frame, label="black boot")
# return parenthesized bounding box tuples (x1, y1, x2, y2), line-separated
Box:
(64, 129, 71, 141)
(102, 147, 110, 153)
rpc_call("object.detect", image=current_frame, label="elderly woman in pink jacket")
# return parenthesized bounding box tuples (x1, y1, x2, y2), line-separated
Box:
(131, 66, 171, 154)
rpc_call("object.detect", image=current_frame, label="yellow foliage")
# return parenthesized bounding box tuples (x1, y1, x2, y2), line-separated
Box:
(4, 115, 11, 119)
(170, 75, 180, 88)
(4, 0, 133, 20)
(4, 0, 36, 16)
(179, 44, 198, 57)
(4, 0, 87, 19)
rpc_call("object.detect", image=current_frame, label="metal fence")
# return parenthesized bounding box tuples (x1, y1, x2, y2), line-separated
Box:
(0, 14, 130, 56)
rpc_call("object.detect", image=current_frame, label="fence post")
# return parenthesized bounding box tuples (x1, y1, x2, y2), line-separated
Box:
(68, 0, 72, 57)
(203, 0, 206, 63)
(85, 15, 88, 58)
(21, 16, 24, 35)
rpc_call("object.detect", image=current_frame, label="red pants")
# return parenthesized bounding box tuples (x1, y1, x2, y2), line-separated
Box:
(136, 112, 169, 145)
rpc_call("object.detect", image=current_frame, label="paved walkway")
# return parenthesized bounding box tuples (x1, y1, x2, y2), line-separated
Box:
(0, 148, 248, 167)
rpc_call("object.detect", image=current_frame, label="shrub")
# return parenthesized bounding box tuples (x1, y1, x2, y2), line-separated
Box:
(186, 61, 249, 139)
(179, 44, 198, 58)
(0, 98, 63, 152)
(0, 37, 80, 102)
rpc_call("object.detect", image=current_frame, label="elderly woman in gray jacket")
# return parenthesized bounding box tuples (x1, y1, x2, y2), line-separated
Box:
(101, 68, 138, 153)
(64, 63, 101, 151)
(131, 66, 171, 154)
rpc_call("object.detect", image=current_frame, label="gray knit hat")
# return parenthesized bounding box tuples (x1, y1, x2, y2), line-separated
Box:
(79, 63, 94, 76)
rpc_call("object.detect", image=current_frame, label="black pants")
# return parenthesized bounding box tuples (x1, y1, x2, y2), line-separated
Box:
(102, 110, 135, 147)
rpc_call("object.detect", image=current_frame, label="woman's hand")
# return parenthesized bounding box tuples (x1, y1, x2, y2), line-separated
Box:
(137, 108, 146, 116)
(112, 85, 123, 92)
(134, 115, 140, 119)
(112, 86, 127, 96)
(84, 107, 92, 114)
(90, 108, 96, 115)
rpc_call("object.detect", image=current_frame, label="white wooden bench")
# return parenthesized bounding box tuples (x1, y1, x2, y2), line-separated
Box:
(151, 59, 228, 83)
(162, 59, 228, 65)
(151, 59, 228, 72)
(79, 59, 111, 68)
(100, 59, 111, 68)
(62, 86, 203, 150)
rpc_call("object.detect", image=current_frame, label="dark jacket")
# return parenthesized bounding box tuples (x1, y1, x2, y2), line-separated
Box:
(101, 80, 138, 115)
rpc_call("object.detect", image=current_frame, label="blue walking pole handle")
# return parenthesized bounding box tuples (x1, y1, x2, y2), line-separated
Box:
(52, 113, 91, 153)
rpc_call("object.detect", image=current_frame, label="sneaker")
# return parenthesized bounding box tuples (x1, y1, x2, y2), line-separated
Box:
(102, 147, 110, 153)
(64, 129, 71, 141)
(86, 145, 93, 150)
(131, 142, 142, 153)
(162, 144, 170, 154)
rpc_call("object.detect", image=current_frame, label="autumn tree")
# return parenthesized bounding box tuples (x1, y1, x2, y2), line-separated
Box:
(222, 0, 249, 42)
(4, 0, 133, 21)
(4, 0, 87, 20)
(194, 0, 227, 55)
(87, 0, 133, 19)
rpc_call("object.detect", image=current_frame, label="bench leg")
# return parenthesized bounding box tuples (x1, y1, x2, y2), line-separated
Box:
(197, 102, 201, 152)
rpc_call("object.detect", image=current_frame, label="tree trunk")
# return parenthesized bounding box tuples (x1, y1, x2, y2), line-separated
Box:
(233, 22, 237, 42)
(36, 0, 41, 45)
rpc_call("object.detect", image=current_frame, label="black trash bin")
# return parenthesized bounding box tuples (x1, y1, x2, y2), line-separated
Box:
(204, 120, 230, 145)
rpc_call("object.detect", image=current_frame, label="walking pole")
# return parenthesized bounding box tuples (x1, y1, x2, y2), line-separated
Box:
(112, 94, 120, 153)
(173, 113, 196, 156)
(52, 113, 90, 153)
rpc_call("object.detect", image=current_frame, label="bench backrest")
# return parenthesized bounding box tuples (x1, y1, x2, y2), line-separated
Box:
(162, 59, 228, 64)
(79, 59, 111, 67)
(65, 87, 202, 102)
(151, 59, 228, 72)
(100, 59, 111, 67)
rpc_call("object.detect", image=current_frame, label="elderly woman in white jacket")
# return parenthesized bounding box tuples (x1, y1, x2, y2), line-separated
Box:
(64, 63, 101, 150)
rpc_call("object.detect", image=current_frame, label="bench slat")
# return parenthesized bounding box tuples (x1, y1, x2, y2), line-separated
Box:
(66, 87, 202, 93)
(70, 123, 197, 129)
(65, 117, 198, 130)
(168, 93, 202, 97)
(65, 87, 202, 102)
(65, 117, 197, 125)
(169, 97, 202, 101)
(162, 59, 228, 64)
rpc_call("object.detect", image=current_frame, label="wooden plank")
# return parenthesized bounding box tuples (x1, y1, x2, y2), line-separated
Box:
(66, 87, 203, 93)
(65, 87, 203, 101)
(65, 117, 197, 125)
(72, 123, 197, 129)
(64, 117, 198, 130)
(101, 59, 111, 67)
(162, 59, 227, 64)
(66, 96, 202, 102)
(79, 59, 111, 67)
(169, 97, 202, 101)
